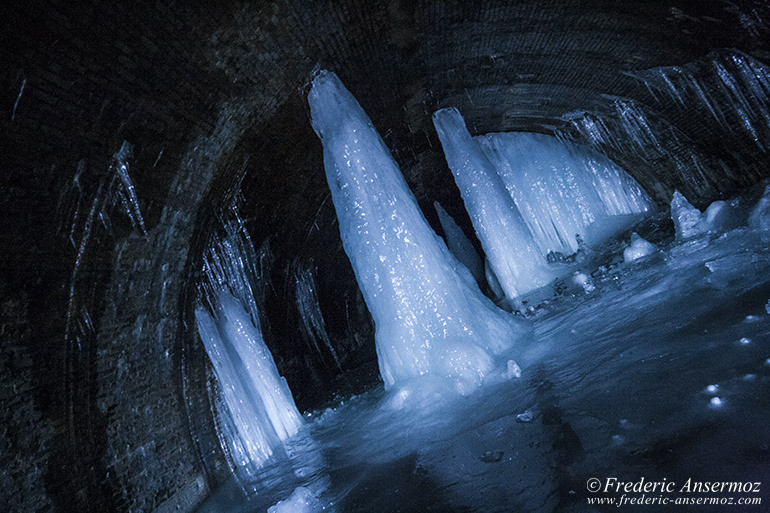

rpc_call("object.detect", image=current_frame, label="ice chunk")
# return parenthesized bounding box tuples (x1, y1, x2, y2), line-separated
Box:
(477, 132, 651, 254)
(505, 359, 522, 379)
(748, 185, 770, 231)
(515, 409, 534, 422)
(433, 108, 556, 302)
(434, 201, 485, 284)
(671, 190, 705, 239)
(308, 71, 527, 391)
(703, 200, 740, 233)
(571, 271, 595, 293)
(268, 487, 318, 513)
(672, 190, 743, 239)
(623, 233, 656, 263)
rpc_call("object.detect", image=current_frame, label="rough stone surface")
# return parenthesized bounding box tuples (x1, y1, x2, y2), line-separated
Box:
(1, 1, 768, 512)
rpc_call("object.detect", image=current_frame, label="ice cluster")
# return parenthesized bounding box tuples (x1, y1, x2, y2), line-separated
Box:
(433, 108, 556, 303)
(477, 131, 652, 255)
(196, 211, 302, 472)
(309, 72, 527, 393)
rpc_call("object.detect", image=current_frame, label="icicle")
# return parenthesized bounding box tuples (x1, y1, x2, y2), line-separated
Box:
(433, 108, 556, 302)
(477, 132, 651, 255)
(112, 141, 147, 235)
(309, 71, 527, 393)
(294, 263, 342, 370)
(433, 201, 485, 284)
(11, 77, 26, 121)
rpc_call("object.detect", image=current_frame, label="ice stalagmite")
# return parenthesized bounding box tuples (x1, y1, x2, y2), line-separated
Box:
(433, 108, 556, 303)
(196, 209, 303, 473)
(195, 307, 282, 468)
(671, 190, 705, 240)
(434, 201, 485, 284)
(308, 71, 526, 393)
(477, 132, 652, 254)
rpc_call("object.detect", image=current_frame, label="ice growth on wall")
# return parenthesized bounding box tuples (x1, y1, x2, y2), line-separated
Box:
(477, 132, 652, 255)
(308, 71, 527, 393)
(196, 206, 302, 473)
(628, 50, 770, 151)
(434, 201, 485, 284)
(294, 262, 342, 370)
(433, 108, 556, 303)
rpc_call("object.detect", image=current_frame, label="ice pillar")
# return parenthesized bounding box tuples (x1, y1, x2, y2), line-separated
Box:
(308, 71, 526, 392)
(433, 108, 556, 302)
(434, 201, 485, 284)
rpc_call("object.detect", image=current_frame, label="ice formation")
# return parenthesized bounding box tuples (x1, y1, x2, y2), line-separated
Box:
(477, 132, 652, 255)
(623, 233, 656, 263)
(294, 263, 342, 369)
(671, 190, 742, 239)
(308, 71, 527, 392)
(433, 108, 556, 302)
(196, 211, 302, 472)
(434, 201, 485, 284)
(671, 190, 706, 240)
(628, 50, 770, 151)
(571, 271, 595, 293)
(749, 185, 770, 232)
(268, 487, 318, 513)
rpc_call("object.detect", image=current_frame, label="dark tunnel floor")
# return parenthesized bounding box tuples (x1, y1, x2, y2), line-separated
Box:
(197, 208, 770, 513)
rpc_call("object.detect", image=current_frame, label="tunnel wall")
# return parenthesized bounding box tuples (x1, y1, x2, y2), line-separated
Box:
(1, 1, 768, 512)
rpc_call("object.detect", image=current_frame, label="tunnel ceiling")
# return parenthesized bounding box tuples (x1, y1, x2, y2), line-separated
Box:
(2, 1, 769, 512)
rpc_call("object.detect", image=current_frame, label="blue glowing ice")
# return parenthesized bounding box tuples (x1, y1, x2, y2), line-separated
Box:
(434, 201, 485, 284)
(309, 72, 526, 393)
(433, 108, 556, 304)
(477, 132, 652, 255)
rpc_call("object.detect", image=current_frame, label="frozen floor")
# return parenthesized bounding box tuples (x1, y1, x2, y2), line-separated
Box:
(198, 213, 770, 512)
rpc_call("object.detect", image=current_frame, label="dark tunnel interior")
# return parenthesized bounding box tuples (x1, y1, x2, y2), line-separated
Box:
(2, 1, 770, 512)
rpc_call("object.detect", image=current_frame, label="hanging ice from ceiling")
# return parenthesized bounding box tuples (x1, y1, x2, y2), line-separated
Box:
(433, 108, 556, 304)
(308, 71, 526, 394)
(477, 132, 652, 255)
(195, 207, 302, 474)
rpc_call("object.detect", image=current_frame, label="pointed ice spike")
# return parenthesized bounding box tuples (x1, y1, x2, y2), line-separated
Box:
(432, 108, 556, 302)
(671, 190, 704, 240)
(309, 71, 527, 392)
(434, 201, 485, 284)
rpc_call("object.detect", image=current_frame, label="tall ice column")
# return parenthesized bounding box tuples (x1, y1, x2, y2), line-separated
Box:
(308, 71, 526, 392)
(433, 108, 556, 303)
